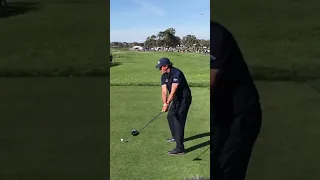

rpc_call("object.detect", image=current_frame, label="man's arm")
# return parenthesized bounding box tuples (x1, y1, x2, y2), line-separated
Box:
(166, 83, 178, 104)
(162, 84, 168, 105)
(210, 69, 220, 92)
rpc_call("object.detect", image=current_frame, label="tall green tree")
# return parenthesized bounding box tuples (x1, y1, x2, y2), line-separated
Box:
(181, 35, 199, 47)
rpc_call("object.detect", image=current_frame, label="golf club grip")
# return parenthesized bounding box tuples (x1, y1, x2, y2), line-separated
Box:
(139, 112, 162, 131)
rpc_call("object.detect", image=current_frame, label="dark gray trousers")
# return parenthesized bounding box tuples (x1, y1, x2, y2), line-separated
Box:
(167, 96, 192, 151)
(211, 105, 262, 180)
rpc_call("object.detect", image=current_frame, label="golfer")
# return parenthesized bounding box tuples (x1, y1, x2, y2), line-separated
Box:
(155, 57, 192, 155)
(210, 21, 262, 180)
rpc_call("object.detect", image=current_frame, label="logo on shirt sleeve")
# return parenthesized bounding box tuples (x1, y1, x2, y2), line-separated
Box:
(173, 78, 178, 82)
(165, 79, 168, 82)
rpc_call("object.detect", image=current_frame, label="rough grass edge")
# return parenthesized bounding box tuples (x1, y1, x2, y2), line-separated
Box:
(0, 69, 109, 77)
(110, 82, 209, 87)
(1, 66, 320, 81)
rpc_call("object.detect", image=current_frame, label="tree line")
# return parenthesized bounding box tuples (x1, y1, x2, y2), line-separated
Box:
(110, 28, 210, 49)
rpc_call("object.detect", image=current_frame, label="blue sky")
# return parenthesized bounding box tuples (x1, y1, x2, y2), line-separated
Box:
(110, 0, 210, 42)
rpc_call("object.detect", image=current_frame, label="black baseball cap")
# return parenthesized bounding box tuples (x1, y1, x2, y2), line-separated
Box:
(155, 57, 171, 69)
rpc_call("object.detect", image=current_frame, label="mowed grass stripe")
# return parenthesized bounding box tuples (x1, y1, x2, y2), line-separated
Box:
(110, 51, 209, 86)
(0, 0, 108, 77)
(110, 86, 210, 180)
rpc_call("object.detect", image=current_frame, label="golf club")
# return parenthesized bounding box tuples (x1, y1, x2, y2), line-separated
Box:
(131, 111, 163, 136)
(193, 146, 210, 161)
(120, 111, 163, 143)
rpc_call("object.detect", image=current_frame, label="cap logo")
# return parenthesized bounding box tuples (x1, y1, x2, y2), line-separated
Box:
(158, 61, 160, 64)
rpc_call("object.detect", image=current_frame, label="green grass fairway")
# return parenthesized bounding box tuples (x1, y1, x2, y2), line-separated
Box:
(0, 78, 109, 180)
(248, 81, 320, 180)
(110, 86, 210, 180)
(110, 50, 320, 180)
(0, 0, 108, 76)
(1, 78, 319, 180)
(110, 80, 320, 180)
(110, 51, 209, 86)
(211, 0, 320, 81)
(110, 51, 210, 180)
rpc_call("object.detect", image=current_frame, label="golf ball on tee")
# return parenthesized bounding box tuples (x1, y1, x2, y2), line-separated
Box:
(121, 139, 123, 142)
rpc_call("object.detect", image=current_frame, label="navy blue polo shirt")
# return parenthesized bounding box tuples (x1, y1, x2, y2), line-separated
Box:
(161, 67, 191, 101)
(210, 21, 260, 117)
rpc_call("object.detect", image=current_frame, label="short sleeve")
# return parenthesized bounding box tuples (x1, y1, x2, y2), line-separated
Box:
(172, 71, 181, 84)
(161, 75, 166, 85)
(210, 22, 229, 70)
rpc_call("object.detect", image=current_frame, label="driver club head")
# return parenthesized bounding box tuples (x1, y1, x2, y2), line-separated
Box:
(131, 129, 140, 136)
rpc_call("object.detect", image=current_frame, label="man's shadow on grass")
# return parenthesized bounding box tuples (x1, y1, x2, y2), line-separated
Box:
(110, 62, 122, 68)
(183, 132, 210, 154)
(184, 132, 210, 142)
(0, 2, 42, 18)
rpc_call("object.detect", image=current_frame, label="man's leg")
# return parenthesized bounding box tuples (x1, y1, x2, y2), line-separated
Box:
(217, 106, 262, 180)
(211, 124, 231, 179)
(169, 97, 192, 154)
(166, 102, 177, 141)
